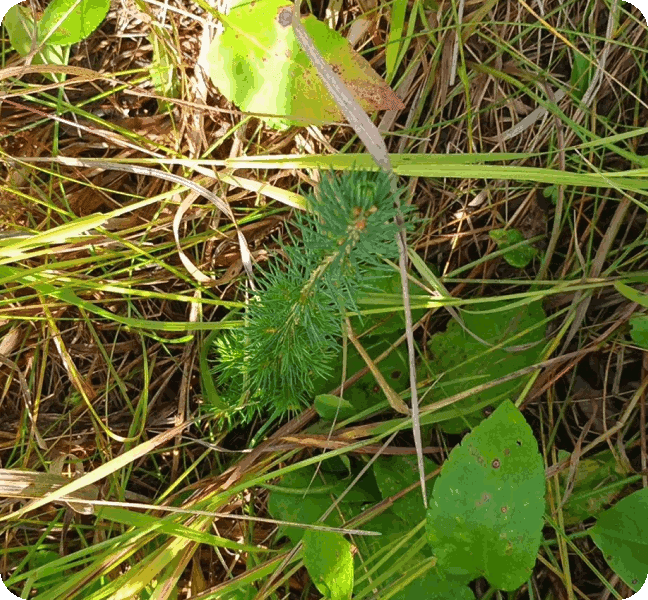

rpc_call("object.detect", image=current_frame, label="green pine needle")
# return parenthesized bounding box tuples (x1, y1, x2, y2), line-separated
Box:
(210, 169, 414, 419)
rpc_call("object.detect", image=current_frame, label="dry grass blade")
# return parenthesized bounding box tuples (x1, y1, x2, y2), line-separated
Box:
(7, 155, 254, 281)
(0, 64, 116, 82)
(0, 419, 194, 522)
(344, 317, 409, 415)
(0, 469, 99, 515)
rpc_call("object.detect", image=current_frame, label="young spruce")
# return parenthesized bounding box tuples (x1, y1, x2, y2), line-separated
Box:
(213, 170, 414, 420)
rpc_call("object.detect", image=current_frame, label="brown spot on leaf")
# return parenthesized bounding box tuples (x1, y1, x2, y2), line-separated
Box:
(492, 459, 501, 468)
(328, 54, 405, 111)
(277, 6, 292, 27)
(475, 492, 491, 506)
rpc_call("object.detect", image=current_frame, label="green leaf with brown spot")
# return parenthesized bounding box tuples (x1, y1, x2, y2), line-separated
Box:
(207, 0, 403, 128)
(426, 401, 545, 591)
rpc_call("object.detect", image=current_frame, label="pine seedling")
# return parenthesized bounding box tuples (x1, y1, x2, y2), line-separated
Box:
(212, 169, 414, 420)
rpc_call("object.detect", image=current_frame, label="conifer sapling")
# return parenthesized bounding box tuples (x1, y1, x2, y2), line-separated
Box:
(212, 170, 414, 420)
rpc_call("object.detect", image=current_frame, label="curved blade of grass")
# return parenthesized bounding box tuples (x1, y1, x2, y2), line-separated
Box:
(0, 155, 255, 281)
(0, 266, 245, 332)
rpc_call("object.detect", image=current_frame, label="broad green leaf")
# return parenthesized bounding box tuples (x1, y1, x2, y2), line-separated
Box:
(34, 43, 68, 69)
(2, 4, 69, 80)
(351, 271, 428, 336)
(373, 455, 437, 523)
(303, 529, 354, 600)
(311, 328, 411, 416)
(352, 510, 474, 600)
(426, 401, 545, 591)
(3, 5, 38, 56)
(553, 449, 626, 526)
(207, 0, 403, 128)
(543, 184, 559, 205)
(489, 228, 537, 268)
(38, 0, 110, 46)
(629, 315, 648, 349)
(267, 464, 375, 545)
(589, 486, 648, 592)
(425, 299, 546, 433)
(342, 338, 410, 411)
(570, 51, 593, 101)
(315, 394, 356, 421)
(354, 510, 410, 558)
(391, 569, 475, 600)
(320, 454, 352, 475)
(30, 43, 70, 83)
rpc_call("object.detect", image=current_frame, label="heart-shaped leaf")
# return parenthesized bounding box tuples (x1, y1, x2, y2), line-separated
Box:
(489, 228, 537, 268)
(390, 568, 476, 600)
(373, 455, 437, 524)
(425, 299, 546, 433)
(553, 449, 625, 526)
(3, 5, 38, 56)
(629, 315, 648, 349)
(267, 464, 377, 545)
(426, 400, 545, 591)
(315, 394, 356, 421)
